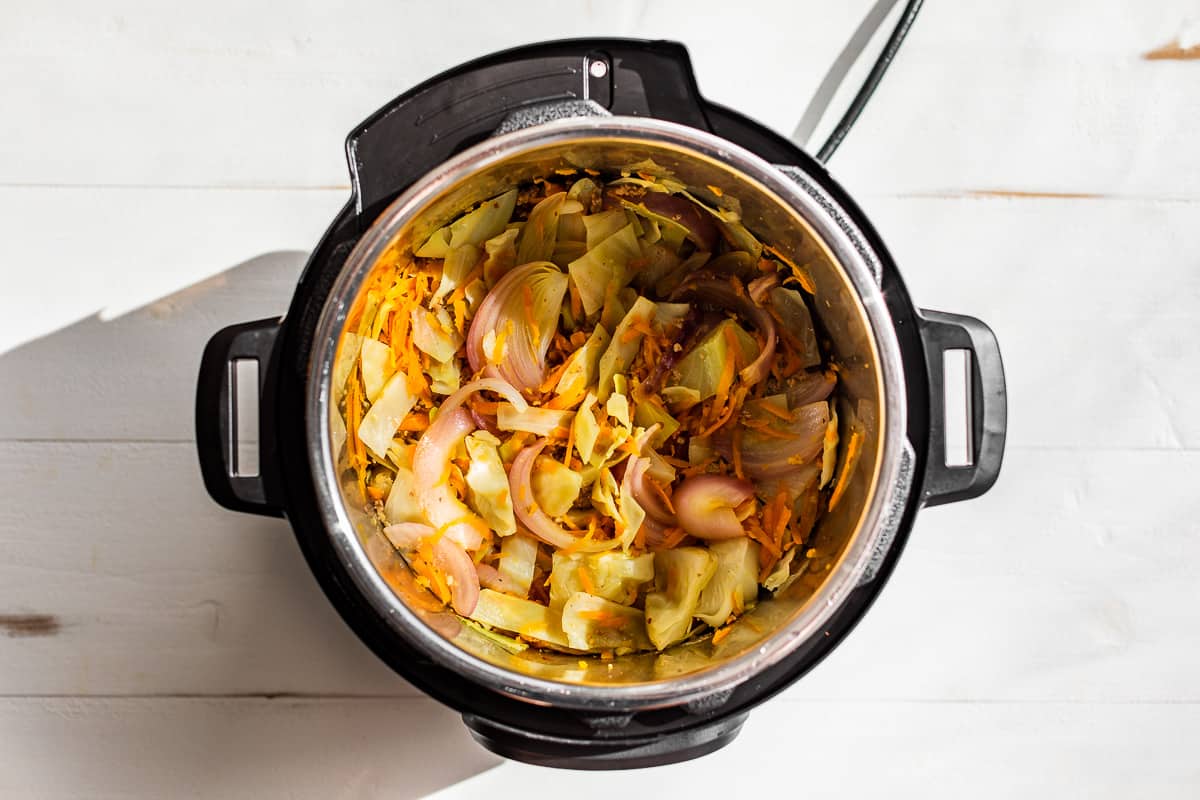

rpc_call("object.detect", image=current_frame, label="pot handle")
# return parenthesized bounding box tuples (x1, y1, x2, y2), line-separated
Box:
(349, 39, 711, 215)
(917, 310, 1007, 507)
(195, 317, 284, 517)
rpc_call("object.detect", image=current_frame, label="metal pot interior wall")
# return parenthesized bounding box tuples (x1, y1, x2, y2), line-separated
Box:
(320, 124, 893, 694)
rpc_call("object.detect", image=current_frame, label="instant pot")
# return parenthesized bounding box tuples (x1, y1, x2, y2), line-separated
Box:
(196, 37, 1006, 769)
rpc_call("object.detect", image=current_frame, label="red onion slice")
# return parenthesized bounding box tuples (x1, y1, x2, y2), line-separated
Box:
(509, 439, 614, 552)
(673, 474, 755, 540)
(382, 522, 480, 616)
(465, 261, 567, 392)
(712, 401, 829, 479)
(640, 192, 720, 251)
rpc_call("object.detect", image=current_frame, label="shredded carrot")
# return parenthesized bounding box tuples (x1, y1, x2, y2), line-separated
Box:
(398, 413, 429, 432)
(563, 421, 576, 466)
(366, 485, 386, 502)
(446, 266, 483, 304)
(711, 626, 732, 645)
(828, 429, 863, 511)
(757, 402, 794, 422)
(568, 279, 583, 321)
(731, 426, 745, 480)
(577, 566, 596, 595)
(452, 298, 468, 334)
(544, 384, 586, 410)
(539, 360, 571, 393)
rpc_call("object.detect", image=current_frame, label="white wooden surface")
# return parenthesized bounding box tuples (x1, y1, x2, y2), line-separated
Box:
(2, 1, 1198, 796)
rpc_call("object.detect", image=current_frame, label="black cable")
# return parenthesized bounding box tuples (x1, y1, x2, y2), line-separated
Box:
(815, 0, 924, 163)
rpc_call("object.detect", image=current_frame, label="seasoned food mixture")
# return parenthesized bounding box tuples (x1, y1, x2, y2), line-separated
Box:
(337, 168, 848, 655)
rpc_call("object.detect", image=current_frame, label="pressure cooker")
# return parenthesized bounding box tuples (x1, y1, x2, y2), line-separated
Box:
(196, 36, 1006, 769)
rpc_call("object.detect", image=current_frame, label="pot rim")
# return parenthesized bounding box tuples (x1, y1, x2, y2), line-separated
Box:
(305, 115, 910, 709)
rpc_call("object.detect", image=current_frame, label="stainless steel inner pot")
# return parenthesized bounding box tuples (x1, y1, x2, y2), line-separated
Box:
(306, 116, 912, 710)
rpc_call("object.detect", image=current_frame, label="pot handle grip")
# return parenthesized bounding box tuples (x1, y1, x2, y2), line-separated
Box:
(917, 310, 1007, 507)
(350, 39, 711, 214)
(195, 317, 284, 518)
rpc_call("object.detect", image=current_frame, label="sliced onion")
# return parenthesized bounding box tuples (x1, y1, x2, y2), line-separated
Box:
(412, 377, 528, 551)
(466, 261, 567, 392)
(673, 475, 755, 540)
(627, 455, 675, 526)
(748, 273, 780, 303)
(412, 407, 485, 550)
(640, 516, 673, 549)
(640, 192, 719, 251)
(786, 370, 836, 408)
(672, 277, 777, 387)
(713, 400, 829, 479)
(382, 522, 480, 616)
(441, 377, 529, 416)
(475, 562, 524, 596)
(509, 440, 613, 552)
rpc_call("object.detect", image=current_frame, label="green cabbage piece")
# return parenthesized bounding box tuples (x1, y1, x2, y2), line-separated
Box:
(668, 319, 759, 401)
(333, 333, 363, 405)
(532, 455, 584, 517)
(432, 244, 482, 304)
(662, 385, 701, 412)
(383, 464, 422, 524)
(464, 431, 517, 536)
(498, 533, 539, 597)
(517, 193, 583, 265)
(410, 306, 463, 364)
(427, 358, 461, 395)
(561, 592, 652, 653)
(762, 548, 797, 592)
(769, 287, 822, 368)
(482, 228, 519, 285)
(549, 551, 655, 609)
(605, 391, 631, 429)
(462, 619, 528, 654)
(469, 589, 568, 648)
(416, 189, 517, 258)
(555, 324, 610, 398)
(633, 397, 680, 447)
(633, 240, 683, 291)
(359, 337, 393, 404)
(357, 373, 417, 461)
(582, 209, 628, 250)
(496, 403, 574, 436)
(567, 177, 599, 208)
(589, 466, 620, 525)
(695, 538, 761, 627)
(597, 295, 657, 402)
(567, 223, 640, 316)
(572, 393, 601, 464)
(644, 547, 717, 650)
(557, 211, 586, 245)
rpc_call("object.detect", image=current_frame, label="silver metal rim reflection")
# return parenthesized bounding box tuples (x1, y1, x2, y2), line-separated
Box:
(306, 116, 909, 709)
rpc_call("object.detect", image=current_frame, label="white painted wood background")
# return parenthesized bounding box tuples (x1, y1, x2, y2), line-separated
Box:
(1, 0, 1197, 796)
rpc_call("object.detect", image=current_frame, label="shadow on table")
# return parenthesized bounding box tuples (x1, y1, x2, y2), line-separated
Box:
(0, 252, 502, 796)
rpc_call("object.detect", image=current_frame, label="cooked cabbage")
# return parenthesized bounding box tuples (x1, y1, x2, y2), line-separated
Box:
(561, 592, 652, 653)
(696, 538, 760, 627)
(463, 431, 517, 536)
(644, 547, 717, 650)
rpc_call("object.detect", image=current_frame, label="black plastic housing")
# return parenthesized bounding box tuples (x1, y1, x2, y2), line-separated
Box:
(194, 38, 1005, 769)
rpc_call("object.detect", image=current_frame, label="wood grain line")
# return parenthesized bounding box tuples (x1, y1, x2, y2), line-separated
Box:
(1144, 39, 1200, 60)
(0, 614, 61, 637)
